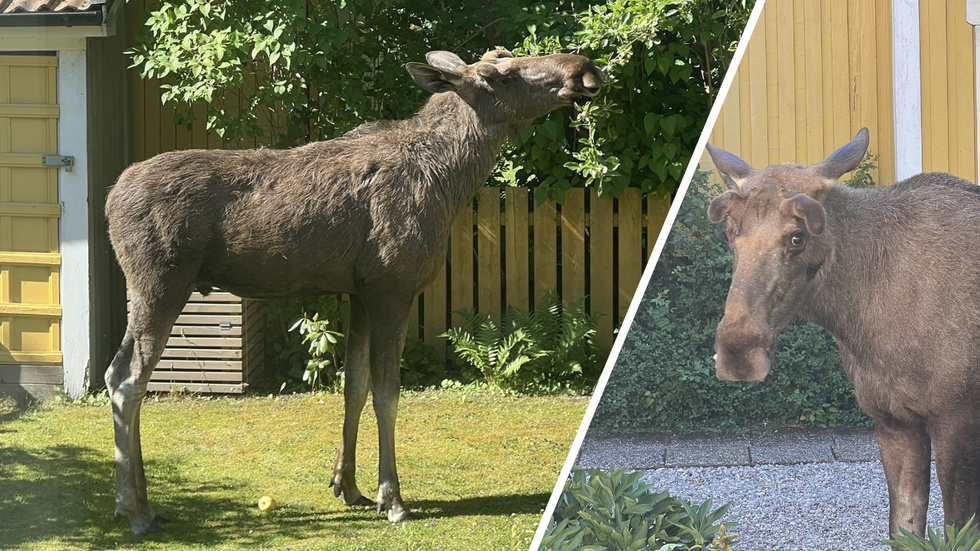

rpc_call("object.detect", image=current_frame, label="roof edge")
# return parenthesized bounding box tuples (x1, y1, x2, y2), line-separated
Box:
(0, 7, 103, 27)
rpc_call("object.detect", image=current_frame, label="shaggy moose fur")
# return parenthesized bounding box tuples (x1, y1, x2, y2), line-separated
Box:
(105, 49, 601, 534)
(706, 128, 980, 538)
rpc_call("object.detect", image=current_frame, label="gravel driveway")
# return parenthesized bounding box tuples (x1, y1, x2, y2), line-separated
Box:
(642, 461, 945, 550)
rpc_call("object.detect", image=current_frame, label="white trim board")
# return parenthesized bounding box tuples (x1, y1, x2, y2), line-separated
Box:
(968, 0, 980, 182)
(892, 0, 923, 181)
(58, 49, 91, 398)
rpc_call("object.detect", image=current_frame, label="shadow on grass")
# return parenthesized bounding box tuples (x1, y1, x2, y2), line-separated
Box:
(0, 443, 327, 549)
(0, 439, 550, 549)
(0, 394, 35, 431)
(410, 493, 551, 519)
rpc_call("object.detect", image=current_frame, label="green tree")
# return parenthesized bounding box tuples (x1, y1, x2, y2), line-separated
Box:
(129, 0, 753, 201)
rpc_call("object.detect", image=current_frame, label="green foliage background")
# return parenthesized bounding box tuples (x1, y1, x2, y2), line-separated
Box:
(591, 168, 875, 433)
(130, 0, 753, 201)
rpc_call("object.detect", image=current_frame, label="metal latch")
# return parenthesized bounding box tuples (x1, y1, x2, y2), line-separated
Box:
(43, 155, 75, 172)
(219, 322, 232, 331)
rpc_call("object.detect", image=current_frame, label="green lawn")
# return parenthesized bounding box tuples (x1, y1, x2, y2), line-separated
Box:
(0, 391, 587, 550)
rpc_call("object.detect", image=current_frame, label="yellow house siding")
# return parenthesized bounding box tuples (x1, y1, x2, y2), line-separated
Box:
(0, 54, 62, 365)
(920, 0, 977, 182)
(707, 0, 896, 186)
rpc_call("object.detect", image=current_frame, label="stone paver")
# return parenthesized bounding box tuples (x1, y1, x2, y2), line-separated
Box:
(665, 433, 751, 467)
(577, 434, 667, 469)
(577, 427, 882, 470)
(831, 428, 879, 462)
(749, 429, 835, 464)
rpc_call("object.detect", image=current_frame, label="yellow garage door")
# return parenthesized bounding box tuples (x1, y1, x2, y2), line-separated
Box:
(0, 55, 62, 365)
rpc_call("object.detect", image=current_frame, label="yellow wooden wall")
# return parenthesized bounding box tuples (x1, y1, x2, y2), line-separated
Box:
(704, 0, 980, 188)
(0, 55, 63, 368)
(706, 0, 897, 183)
(920, 0, 978, 180)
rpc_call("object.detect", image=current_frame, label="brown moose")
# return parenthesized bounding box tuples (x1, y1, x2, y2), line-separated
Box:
(706, 128, 980, 538)
(104, 49, 602, 534)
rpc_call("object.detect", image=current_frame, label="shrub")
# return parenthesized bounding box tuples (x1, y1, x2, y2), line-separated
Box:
(441, 291, 601, 394)
(882, 517, 980, 551)
(128, 0, 754, 201)
(292, 312, 344, 391)
(541, 467, 737, 551)
(591, 163, 880, 433)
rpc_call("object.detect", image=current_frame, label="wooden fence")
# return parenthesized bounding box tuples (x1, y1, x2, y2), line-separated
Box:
(414, 186, 669, 360)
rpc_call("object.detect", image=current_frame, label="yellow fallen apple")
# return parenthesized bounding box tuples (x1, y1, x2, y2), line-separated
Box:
(258, 495, 278, 512)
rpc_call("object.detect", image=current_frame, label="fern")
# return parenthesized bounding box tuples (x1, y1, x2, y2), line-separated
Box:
(441, 290, 601, 394)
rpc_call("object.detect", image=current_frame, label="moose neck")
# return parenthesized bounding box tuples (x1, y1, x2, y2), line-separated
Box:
(409, 93, 515, 217)
(797, 185, 897, 347)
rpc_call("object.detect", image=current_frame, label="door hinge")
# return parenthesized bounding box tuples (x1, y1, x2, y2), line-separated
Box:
(42, 155, 75, 172)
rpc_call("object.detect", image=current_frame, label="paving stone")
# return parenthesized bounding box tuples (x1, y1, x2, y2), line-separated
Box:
(831, 428, 880, 462)
(577, 434, 667, 469)
(749, 430, 835, 464)
(665, 434, 751, 467)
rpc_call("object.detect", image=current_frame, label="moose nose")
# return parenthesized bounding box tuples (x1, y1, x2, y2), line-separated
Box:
(581, 70, 602, 96)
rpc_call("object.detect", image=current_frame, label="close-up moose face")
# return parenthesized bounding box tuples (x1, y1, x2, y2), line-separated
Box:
(705, 129, 868, 381)
(406, 50, 603, 124)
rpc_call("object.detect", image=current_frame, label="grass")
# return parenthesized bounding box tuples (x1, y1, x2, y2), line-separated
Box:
(0, 390, 587, 550)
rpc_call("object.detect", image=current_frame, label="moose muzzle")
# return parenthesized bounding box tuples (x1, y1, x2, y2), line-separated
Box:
(713, 315, 774, 382)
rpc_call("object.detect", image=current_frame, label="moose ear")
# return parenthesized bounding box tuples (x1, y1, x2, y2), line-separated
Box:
(482, 49, 513, 61)
(809, 127, 869, 181)
(707, 190, 740, 223)
(782, 194, 827, 235)
(706, 143, 757, 191)
(405, 62, 464, 94)
(425, 51, 466, 71)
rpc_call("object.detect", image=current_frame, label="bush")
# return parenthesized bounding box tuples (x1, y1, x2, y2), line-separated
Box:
(129, 0, 754, 201)
(541, 467, 737, 551)
(263, 296, 448, 392)
(591, 165, 878, 433)
(441, 291, 601, 394)
(883, 517, 980, 551)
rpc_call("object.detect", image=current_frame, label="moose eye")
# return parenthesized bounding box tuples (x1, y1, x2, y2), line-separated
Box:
(788, 232, 805, 249)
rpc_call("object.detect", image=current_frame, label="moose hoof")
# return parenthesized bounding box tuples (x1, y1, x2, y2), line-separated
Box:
(116, 512, 165, 535)
(331, 481, 376, 508)
(115, 513, 168, 535)
(380, 501, 412, 522)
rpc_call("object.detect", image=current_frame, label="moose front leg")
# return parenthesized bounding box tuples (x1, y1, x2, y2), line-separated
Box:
(366, 295, 413, 522)
(876, 420, 932, 538)
(331, 294, 375, 507)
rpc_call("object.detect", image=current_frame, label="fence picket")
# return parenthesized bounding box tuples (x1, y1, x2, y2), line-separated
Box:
(617, 189, 643, 322)
(477, 188, 502, 324)
(589, 190, 614, 353)
(561, 189, 587, 306)
(533, 200, 558, 307)
(504, 188, 530, 313)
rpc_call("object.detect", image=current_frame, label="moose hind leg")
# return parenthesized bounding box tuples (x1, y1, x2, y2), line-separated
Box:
(105, 291, 189, 534)
(331, 294, 375, 507)
(931, 417, 980, 530)
(876, 421, 932, 538)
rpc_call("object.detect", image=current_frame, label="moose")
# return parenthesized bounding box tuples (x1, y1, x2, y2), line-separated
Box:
(104, 49, 602, 534)
(705, 128, 980, 538)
